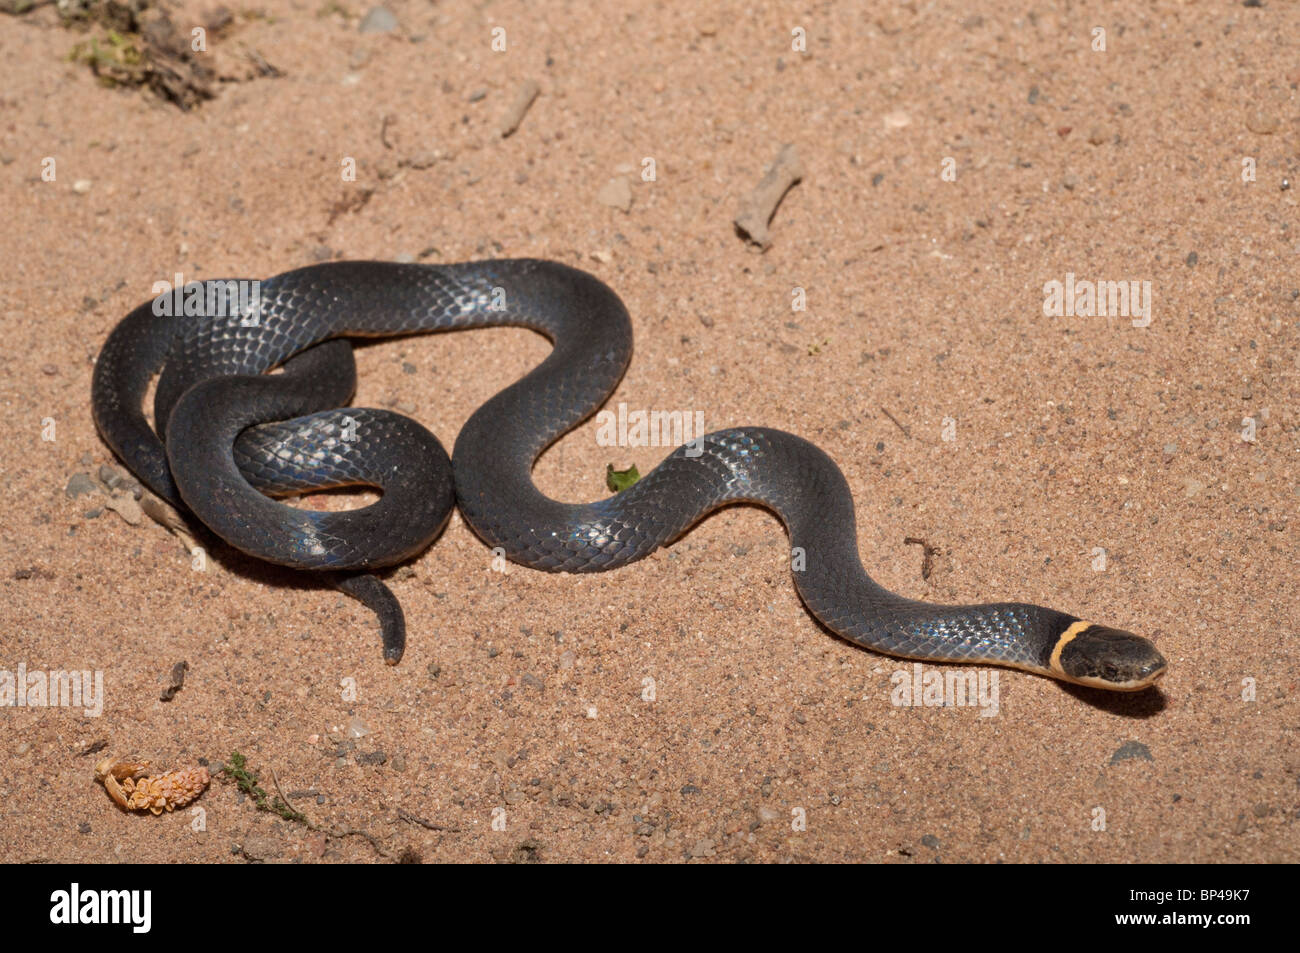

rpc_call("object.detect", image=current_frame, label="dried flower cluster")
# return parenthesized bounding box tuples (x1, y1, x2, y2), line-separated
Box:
(95, 756, 210, 815)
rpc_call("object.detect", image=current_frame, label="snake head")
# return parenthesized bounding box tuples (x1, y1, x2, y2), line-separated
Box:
(1050, 621, 1167, 691)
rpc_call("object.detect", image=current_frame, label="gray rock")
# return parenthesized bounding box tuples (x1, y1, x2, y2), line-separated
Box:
(65, 473, 97, 499)
(358, 6, 398, 34)
(1109, 740, 1154, 765)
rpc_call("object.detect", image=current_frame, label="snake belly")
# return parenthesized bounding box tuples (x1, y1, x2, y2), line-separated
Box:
(91, 259, 1167, 690)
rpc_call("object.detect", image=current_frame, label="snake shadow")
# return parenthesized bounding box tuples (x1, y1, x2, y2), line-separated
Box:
(173, 504, 415, 638)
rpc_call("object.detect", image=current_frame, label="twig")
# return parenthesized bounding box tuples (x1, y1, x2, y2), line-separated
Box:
(903, 537, 939, 580)
(397, 807, 462, 832)
(268, 766, 302, 817)
(734, 144, 804, 249)
(880, 406, 912, 438)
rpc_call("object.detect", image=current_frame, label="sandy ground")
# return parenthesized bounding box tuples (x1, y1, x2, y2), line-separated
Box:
(0, 0, 1296, 863)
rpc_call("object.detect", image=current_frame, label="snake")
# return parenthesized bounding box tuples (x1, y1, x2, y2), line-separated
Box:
(91, 259, 1167, 691)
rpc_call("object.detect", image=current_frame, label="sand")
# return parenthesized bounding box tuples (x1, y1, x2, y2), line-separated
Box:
(0, 0, 1296, 863)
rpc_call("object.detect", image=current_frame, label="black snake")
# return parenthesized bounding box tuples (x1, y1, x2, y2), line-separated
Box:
(91, 260, 1167, 690)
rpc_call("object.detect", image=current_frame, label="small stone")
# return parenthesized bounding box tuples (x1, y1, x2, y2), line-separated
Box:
(241, 835, 284, 860)
(41, 363, 58, 375)
(346, 715, 369, 738)
(680, 784, 700, 795)
(1087, 126, 1108, 145)
(467, 88, 487, 102)
(1186, 251, 1198, 267)
(1245, 111, 1277, 134)
(405, 151, 439, 169)
(358, 6, 398, 34)
(757, 806, 779, 824)
(688, 839, 716, 858)
(355, 750, 387, 766)
(596, 176, 633, 212)
(98, 464, 125, 489)
(883, 110, 911, 130)
(1109, 740, 1154, 765)
(921, 834, 941, 849)
(391, 754, 406, 772)
(65, 473, 98, 499)
(106, 493, 143, 526)
(521, 672, 544, 691)
(72, 179, 92, 194)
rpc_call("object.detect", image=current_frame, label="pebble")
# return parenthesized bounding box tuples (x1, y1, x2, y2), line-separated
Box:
(72, 179, 92, 194)
(1109, 740, 1154, 765)
(106, 493, 144, 526)
(346, 715, 370, 738)
(358, 6, 398, 34)
(882, 110, 911, 130)
(1245, 110, 1277, 134)
(521, 672, 544, 691)
(688, 839, 716, 858)
(64, 473, 98, 499)
(241, 835, 284, 860)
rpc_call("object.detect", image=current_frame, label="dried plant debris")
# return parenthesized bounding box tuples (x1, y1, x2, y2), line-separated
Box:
(159, 660, 188, 701)
(59, 0, 272, 109)
(95, 755, 210, 815)
(63, 0, 213, 108)
(734, 143, 804, 250)
(219, 751, 307, 823)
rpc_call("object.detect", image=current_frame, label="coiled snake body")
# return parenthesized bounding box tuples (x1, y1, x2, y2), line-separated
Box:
(92, 260, 1166, 690)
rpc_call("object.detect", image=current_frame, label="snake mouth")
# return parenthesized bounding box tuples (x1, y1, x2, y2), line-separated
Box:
(1050, 621, 1168, 691)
